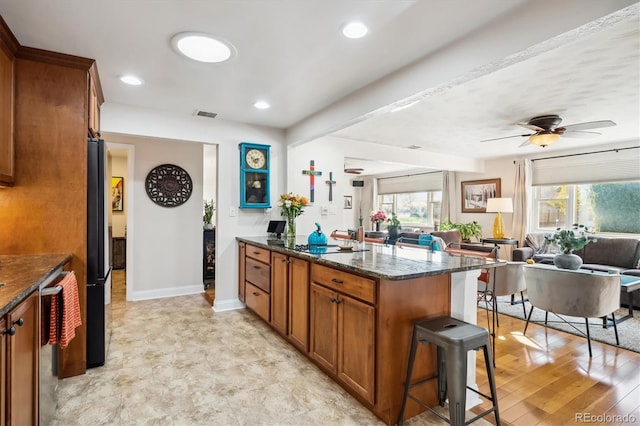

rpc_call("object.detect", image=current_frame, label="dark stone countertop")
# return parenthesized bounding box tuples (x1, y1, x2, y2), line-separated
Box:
(0, 253, 72, 316)
(237, 236, 503, 280)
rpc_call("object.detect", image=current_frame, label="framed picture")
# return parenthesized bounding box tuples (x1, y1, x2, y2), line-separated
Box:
(344, 195, 353, 209)
(112, 176, 124, 212)
(461, 178, 501, 213)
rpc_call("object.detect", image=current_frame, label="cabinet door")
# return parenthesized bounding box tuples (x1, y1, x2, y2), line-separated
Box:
(238, 242, 246, 302)
(0, 317, 5, 425)
(338, 294, 375, 404)
(310, 283, 338, 372)
(0, 42, 14, 186)
(7, 292, 38, 426)
(288, 257, 309, 352)
(270, 252, 288, 335)
(88, 76, 100, 137)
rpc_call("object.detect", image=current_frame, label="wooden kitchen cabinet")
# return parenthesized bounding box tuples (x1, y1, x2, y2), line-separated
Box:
(0, 317, 5, 425)
(244, 244, 271, 322)
(88, 67, 102, 137)
(270, 252, 288, 335)
(238, 242, 246, 302)
(310, 264, 375, 404)
(287, 257, 309, 352)
(0, 18, 17, 187)
(2, 291, 39, 426)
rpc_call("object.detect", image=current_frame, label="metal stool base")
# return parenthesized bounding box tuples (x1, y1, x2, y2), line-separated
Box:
(397, 316, 500, 426)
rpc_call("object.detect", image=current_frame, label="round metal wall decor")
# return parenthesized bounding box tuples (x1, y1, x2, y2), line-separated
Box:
(145, 164, 193, 207)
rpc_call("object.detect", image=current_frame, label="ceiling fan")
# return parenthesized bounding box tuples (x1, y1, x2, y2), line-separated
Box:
(481, 115, 616, 147)
(344, 167, 364, 174)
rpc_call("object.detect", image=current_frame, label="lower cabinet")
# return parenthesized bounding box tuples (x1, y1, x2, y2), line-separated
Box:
(239, 242, 375, 406)
(2, 291, 39, 426)
(270, 252, 289, 335)
(238, 242, 246, 302)
(310, 281, 375, 404)
(287, 257, 309, 352)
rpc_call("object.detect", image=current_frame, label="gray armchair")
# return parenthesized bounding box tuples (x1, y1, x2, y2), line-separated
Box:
(478, 261, 527, 318)
(523, 264, 621, 357)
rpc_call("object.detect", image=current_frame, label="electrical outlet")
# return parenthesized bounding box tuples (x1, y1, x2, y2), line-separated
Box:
(229, 206, 237, 217)
(321, 206, 329, 215)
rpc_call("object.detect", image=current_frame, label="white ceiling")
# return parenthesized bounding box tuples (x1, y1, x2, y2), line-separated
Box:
(1, 1, 638, 175)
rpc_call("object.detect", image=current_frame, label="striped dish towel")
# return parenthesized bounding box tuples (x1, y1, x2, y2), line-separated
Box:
(49, 272, 82, 349)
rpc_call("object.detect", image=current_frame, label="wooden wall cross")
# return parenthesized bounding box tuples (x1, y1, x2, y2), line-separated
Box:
(302, 160, 322, 203)
(325, 172, 336, 201)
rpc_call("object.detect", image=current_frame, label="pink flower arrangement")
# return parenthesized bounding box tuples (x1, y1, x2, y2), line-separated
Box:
(370, 210, 387, 224)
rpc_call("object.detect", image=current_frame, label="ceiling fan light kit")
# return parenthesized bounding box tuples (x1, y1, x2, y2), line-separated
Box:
(529, 132, 560, 147)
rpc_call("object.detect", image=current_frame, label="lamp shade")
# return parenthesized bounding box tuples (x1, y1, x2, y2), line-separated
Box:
(486, 197, 513, 213)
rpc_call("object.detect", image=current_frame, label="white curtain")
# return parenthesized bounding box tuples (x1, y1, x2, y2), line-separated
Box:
(511, 159, 532, 245)
(441, 170, 456, 223)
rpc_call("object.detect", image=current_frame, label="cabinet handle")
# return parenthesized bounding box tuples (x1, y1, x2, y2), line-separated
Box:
(253, 265, 261, 269)
(252, 251, 260, 255)
(335, 297, 342, 304)
(331, 278, 343, 284)
(252, 292, 259, 296)
(13, 317, 24, 327)
(3, 327, 15, 336)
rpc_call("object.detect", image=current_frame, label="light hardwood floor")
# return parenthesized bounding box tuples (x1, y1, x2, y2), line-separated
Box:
(473, 310, 640, 425)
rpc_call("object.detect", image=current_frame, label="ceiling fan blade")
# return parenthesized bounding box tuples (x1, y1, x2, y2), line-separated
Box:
(518, 139, 532, 148)
(562, 130, 602, 139)
(562, 120, 616, 132)
(517, 123, 545, 132)
(480, 133, 533, 143)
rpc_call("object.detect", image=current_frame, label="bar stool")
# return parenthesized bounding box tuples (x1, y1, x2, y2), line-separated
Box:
(397, 316, 499, 426)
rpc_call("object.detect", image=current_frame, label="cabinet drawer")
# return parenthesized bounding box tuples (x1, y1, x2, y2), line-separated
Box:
(311, 264, 375, 304)
(246, 244, 270, 264)
(245, 282, 270, 322)
(246, 257, 270, 293)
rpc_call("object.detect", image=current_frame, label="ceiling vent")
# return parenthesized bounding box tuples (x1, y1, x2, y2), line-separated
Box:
(194, 110, 218, 119)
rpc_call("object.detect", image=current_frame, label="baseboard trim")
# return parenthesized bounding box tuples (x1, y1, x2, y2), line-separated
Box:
(130, 285, 203, 301)
(213, 298, 245, 312)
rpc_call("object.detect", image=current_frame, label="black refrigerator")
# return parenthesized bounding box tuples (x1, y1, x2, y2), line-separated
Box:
(87, 137, 112, 368)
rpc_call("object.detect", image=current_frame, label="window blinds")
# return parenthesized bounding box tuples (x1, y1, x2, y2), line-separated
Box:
(531, 147, 640, 186)
(377, 171, 443, 194)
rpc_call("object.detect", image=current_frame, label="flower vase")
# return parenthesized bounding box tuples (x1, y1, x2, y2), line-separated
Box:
(375, 222, 380, 232)
(286, 217, 296, 244)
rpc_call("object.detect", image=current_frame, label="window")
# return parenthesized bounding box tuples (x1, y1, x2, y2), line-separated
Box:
(377, 191, 442, 228)
(533, 181, 640, 234)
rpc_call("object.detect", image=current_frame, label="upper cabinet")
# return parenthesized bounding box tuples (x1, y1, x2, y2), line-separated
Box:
(0, 16, 18, 187)
(88, 64, 103, 138)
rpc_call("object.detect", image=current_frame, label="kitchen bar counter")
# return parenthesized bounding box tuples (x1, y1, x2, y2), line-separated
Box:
(238, 236, 501, 424)
(0, 253, 72, 316)
(237, 236, 502, 279)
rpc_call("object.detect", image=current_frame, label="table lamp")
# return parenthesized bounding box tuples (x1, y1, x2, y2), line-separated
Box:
(486, 198, 513, 239)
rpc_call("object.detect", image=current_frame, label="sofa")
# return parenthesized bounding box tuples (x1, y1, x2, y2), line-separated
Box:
(513, 232, 640, 309)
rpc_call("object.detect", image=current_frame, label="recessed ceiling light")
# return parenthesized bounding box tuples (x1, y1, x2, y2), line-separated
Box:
(120, 75, 143, 85)
(342, 21, 368, 39)
(171, 32, 235, 63)
(254, 101, 270, 110)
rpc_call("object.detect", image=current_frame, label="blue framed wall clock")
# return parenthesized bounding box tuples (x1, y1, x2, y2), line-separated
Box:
(239, 142, 271, 208)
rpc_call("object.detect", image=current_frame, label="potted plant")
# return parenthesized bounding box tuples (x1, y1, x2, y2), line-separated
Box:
(544, 224, 597, 270)
(203, 199, 215, 230)
(439, 219, 483, 242)
(386, 212, 401, 240)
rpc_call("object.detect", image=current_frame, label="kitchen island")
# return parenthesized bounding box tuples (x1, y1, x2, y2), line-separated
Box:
(237, 236, 501, 424)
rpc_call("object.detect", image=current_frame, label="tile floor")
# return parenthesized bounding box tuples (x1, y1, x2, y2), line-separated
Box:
(52, 271, 492, 425)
